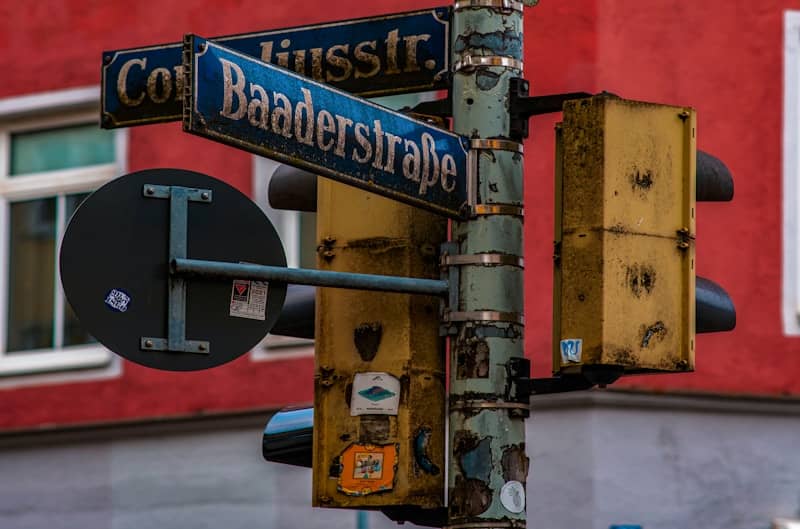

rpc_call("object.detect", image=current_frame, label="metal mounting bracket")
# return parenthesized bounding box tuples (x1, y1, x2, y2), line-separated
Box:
(508, 77, 593, 141)
(141, 184, 212, 354)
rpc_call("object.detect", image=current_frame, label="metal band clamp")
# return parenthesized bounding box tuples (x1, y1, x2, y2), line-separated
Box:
(470, 138, 524, 154)
(454, 55, 523, 73)
(443, 311, 524, 325)
(441, 253, 524, 268)
(473, 204, 524, 217)
(449, 400, 530, 412)
(453, 0, 524, 13)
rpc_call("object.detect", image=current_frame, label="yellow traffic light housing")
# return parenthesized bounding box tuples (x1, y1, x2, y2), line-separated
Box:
(313, 179, 447, 510)
(554, 95, 696, 381)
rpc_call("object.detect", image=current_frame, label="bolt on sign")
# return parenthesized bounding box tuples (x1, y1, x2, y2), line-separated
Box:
(182, 35, 469, 218)
(101, 7, 450, 128)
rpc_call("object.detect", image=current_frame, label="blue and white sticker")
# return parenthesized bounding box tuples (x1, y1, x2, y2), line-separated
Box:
(105, 288, 131, 312)
(560, 338, 583, 363)
(350, 372, 401, 416)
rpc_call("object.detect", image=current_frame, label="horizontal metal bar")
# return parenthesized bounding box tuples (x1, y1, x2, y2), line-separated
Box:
(143, 184, 212, 202)
(172, 258, 449, 297)
(141, 337, 210, 354)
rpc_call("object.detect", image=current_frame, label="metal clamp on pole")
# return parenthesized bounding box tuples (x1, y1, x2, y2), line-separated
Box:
(443, 310, 524, 326)
(453, 0, 524, 13)
(449, 399, 530, 412)
(453, 54, 523, 73)
(441, 253, 524, 269)
(466, 138, 525, 218)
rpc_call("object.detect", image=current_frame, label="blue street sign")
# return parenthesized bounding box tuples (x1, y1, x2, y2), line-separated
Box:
(183, 36, 469, 219)
(102, 8, 450, 128)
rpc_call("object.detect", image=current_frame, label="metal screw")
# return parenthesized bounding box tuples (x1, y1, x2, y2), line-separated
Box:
(201, 192, 210, 200)
(145, 186, 155, 195)
(198, 43, 206, 52)
(144, 339, 154, 348)
(678, 110, 691, 120)
(103, 55, 112, 65)
(198, 343, 207, 352)
(677, 360, 689, 370)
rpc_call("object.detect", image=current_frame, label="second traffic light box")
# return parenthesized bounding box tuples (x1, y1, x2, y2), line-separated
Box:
(554, 95, 696, 381)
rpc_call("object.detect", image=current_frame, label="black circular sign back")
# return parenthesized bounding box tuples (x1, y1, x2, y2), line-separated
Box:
(60, 168, 287, 371)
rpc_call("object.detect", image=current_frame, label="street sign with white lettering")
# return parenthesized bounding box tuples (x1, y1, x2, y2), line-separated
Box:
(102, 7, 450, 129)
(183, 35, 469, 219)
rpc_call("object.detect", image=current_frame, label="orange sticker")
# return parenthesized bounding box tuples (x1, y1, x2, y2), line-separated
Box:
(338, 443, 398, 496)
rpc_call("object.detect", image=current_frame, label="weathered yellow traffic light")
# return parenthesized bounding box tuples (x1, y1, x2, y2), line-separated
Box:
(553, 94, 733, 383)
(313, 179, 447, 511)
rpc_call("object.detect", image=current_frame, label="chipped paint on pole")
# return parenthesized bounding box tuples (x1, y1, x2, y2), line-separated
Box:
(448, 1, 528, 528)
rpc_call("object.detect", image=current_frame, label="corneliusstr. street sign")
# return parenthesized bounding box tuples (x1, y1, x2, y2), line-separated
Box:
(182, 36, 469, 218)
(102, 7, 450, 128)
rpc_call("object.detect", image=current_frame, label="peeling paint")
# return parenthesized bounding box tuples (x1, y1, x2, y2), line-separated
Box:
(454, 30, 522, 58)
(501, 444, 529, 482)
(456, 335, 491, 379)
(641, 321, 667, 348)
(359, 415, 391, 443)
(459, 436, 493, 481)
(626, 264, 657, 297)
(476, 69, 501, 91)
(353, 322, 382, 361)
(450, 475, 493, 518)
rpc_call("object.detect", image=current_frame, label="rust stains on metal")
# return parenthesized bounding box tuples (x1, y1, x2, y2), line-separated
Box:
(630, 167, 654, 191)
(450, 475, 492, 518)
(455, 335, 491, 379)
(626, 264, 657, 297)
(359, 415, 391, 443)
(476, 70, 501, 91)
(611, 347, 638, 366)
(346, 236, 408, 254)
(501, 444, 529, 483)
(641, 321, 667, 348)
(354, 322, 382, 361)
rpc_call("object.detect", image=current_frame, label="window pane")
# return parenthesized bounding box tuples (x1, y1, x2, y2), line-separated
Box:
(7, 198, 56, 352)
(300, 211, 317, 270)
(10, 124, 115, 176)
(62, 193, 95, 347)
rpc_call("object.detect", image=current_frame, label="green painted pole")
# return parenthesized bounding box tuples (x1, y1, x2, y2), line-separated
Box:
(448, 1, 530, 528)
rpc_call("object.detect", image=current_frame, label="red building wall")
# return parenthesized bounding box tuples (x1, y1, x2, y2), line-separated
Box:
(0, 0, 792, 429)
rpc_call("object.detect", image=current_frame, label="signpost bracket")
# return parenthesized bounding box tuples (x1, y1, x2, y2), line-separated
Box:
(141, 184, 212, 355)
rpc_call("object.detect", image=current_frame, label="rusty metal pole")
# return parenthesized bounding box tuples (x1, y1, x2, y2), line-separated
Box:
(447, 1, 530, 528)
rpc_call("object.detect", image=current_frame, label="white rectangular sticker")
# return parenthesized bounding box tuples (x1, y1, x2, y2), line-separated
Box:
(350, 372, 401, 416)
(229, 279, 268, 320)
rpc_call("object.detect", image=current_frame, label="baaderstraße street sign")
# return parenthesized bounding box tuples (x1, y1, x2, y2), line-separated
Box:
(102, 7, 450, 128)
(182, 35, 470, 219)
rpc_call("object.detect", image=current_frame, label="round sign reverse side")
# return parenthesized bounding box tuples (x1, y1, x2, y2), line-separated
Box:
(60, 168, 287, 371)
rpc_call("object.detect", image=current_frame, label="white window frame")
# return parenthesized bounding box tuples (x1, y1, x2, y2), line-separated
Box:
(0, 86, 126, 381)
(250, 155, 314, 361)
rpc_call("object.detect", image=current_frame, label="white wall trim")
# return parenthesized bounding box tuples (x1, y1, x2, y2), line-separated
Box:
(0, 86, 99, 120)
(783, 11, 800, 335)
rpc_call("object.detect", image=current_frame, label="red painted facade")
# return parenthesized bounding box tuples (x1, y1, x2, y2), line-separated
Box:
(0, 0, 793, 430)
